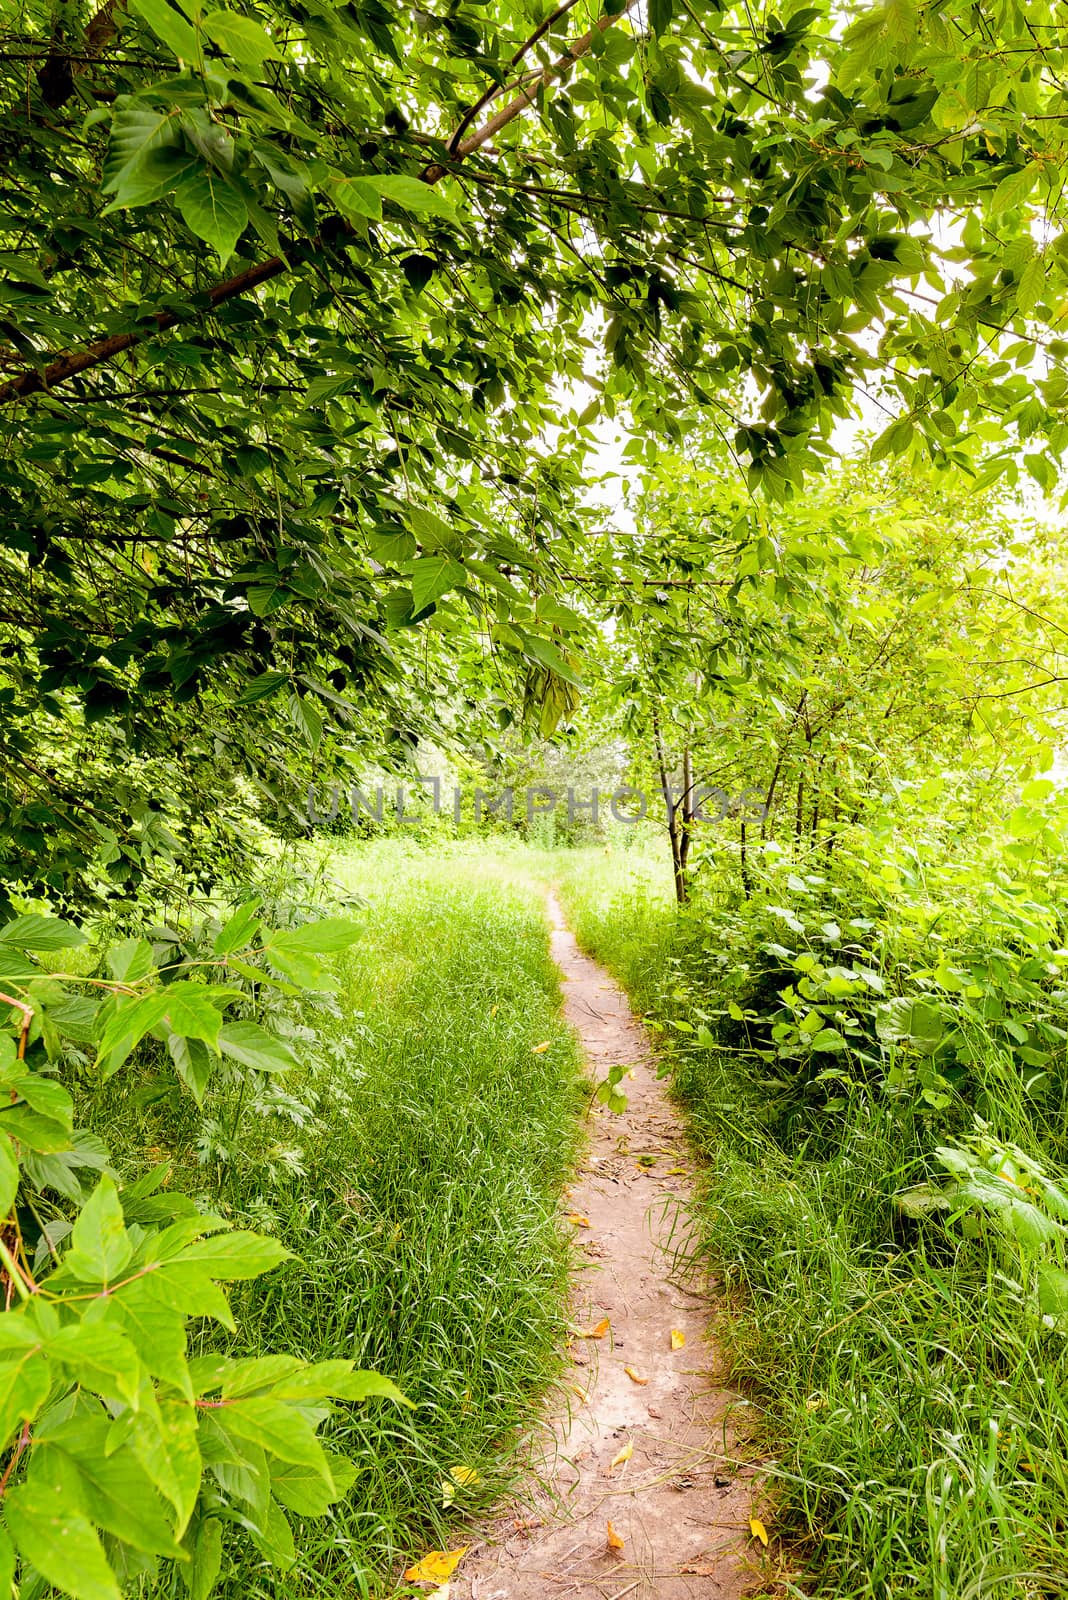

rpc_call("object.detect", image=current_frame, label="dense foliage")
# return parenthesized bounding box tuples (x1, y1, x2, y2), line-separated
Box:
(6, 0, 1068, 905)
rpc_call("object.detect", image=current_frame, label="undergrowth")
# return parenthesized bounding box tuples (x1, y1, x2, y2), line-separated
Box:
(84, 847, 583, 1598)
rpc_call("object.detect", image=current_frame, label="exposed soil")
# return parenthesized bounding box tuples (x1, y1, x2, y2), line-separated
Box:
(456, 895, 759, 1599)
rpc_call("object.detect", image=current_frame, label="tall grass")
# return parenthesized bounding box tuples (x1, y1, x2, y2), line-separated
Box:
(525, 843, 1068, 1600)
(86, 847, 583, 1598)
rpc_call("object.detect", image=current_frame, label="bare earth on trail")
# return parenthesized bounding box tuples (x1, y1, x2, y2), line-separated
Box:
(458, 895, 757, 1600)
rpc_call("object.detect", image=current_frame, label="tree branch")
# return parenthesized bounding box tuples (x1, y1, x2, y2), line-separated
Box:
(0, 0, 641, 407)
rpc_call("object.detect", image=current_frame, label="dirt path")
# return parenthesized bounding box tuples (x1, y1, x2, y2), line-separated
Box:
(458, 895, 757, 1600)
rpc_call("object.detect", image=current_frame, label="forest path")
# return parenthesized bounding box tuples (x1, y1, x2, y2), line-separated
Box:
(457, 892, 756, 1600)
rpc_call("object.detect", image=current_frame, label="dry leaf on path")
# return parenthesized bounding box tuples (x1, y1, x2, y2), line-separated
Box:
(623, 1365, 648, 1385)
(606, 1520, 625, 1550)
(608, 1440, 633, 1472)
(749, 1517, 769, 1547)
(574, 1317, 610, 1339)
(403, 1547, 468, 1584)
(670, 1328, 686, 1350)
(568, 1212, 591, 1227)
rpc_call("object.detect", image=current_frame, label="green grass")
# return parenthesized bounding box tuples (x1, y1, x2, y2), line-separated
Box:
(85, 846, 584, 1598)
(501, 842, 1068, 1600)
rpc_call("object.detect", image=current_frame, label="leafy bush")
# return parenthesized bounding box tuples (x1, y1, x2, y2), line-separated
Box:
(0, 898, 405, 1600)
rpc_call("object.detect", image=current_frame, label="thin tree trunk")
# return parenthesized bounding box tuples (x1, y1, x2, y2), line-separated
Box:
(740, 819, 752, 897)
(653, 710, 687, 906)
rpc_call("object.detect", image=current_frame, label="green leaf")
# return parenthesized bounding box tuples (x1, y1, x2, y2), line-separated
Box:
(182, 1517, 223, 1600)
(102, 100, 184, 206)
(4, 1485, 121, 1600)
(202, 9, 278, 66)
(0, 913, 84, 951)
(8, 1073, 73, 1126)
(330, 176, 383, 224)
(217, 1021, 298, 1074)
(174, 167, 248, 263)
(268, 918, 361, 954)
(0, 1102, 72, 1153)
(168, 1032, 214, 1105)
(326, 1368, 412, 1406)
(96, 992, 171, 1076)
(0, 1344, 51, 1452)
(648, 0, 674, 36)
(875, 996, 944, 1053)
(248, 1495, 296, 1566)
(227, 957, 302, 996)
(29, 1425, 185, 1558)
(66, 1176, 133, 1283)
(271, 1451, 354, 1515)
(516, 629, 585, 689)
(0, 1528, 14, 1599)
(989, 162, 1038, 217)
(263, 945, 336, 991)
(177, 1231, 290, 1280)
(1017, 252, 1045, 316)
(107, 937, 156, 983)
(133, 1399, 202, 1537)
(160, 983, 225, 1050)
(128, 0, 201, 61)
(0, 1130, 15, 1215)
(211, 1354, 302, 1397)
(1037, 1264, 1068, 1325)
(111, 1278, 193, 1395)
(367, 526, 416, 564)
(365, 174, 460, 224)
(409, 554, 467, 611)
(235, 671, 289, 706)
(46, 1321, 143, 1403)
(409, 505, 461, 554)
(289, 692, 323, 752)
(213, 899, 263, 957)
(212, 1395, 330, 1473)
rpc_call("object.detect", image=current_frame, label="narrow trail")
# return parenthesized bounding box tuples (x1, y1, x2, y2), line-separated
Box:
(459, 894, 757, 1600)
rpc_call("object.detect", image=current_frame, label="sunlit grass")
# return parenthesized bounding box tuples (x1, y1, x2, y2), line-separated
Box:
(91, 849, 584, 1599)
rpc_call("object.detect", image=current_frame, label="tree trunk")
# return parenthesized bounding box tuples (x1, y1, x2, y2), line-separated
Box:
(653, 711, 688, 906)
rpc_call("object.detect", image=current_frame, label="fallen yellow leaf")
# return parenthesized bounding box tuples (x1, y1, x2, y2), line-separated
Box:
(664, 1166, 688, 1175)
(568, 1212, 591, 1228)
(574, 1317, 610, 1339)
(670, 1328, 686, 1350)
(623, 1365, 648, 1386)
(606, 1520, 625, 1550)
(440, 1465, 480, 1506)
(749, 1517, 769, 1547)
(403, 1547, 468, 1584)
(531, 1040, 551, 1053)
(608, 1440, 633, 1472)
(490, 1004, 498, 1018)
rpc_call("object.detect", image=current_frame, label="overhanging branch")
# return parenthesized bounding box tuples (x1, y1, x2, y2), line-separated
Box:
(0, 0, 641, 407)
